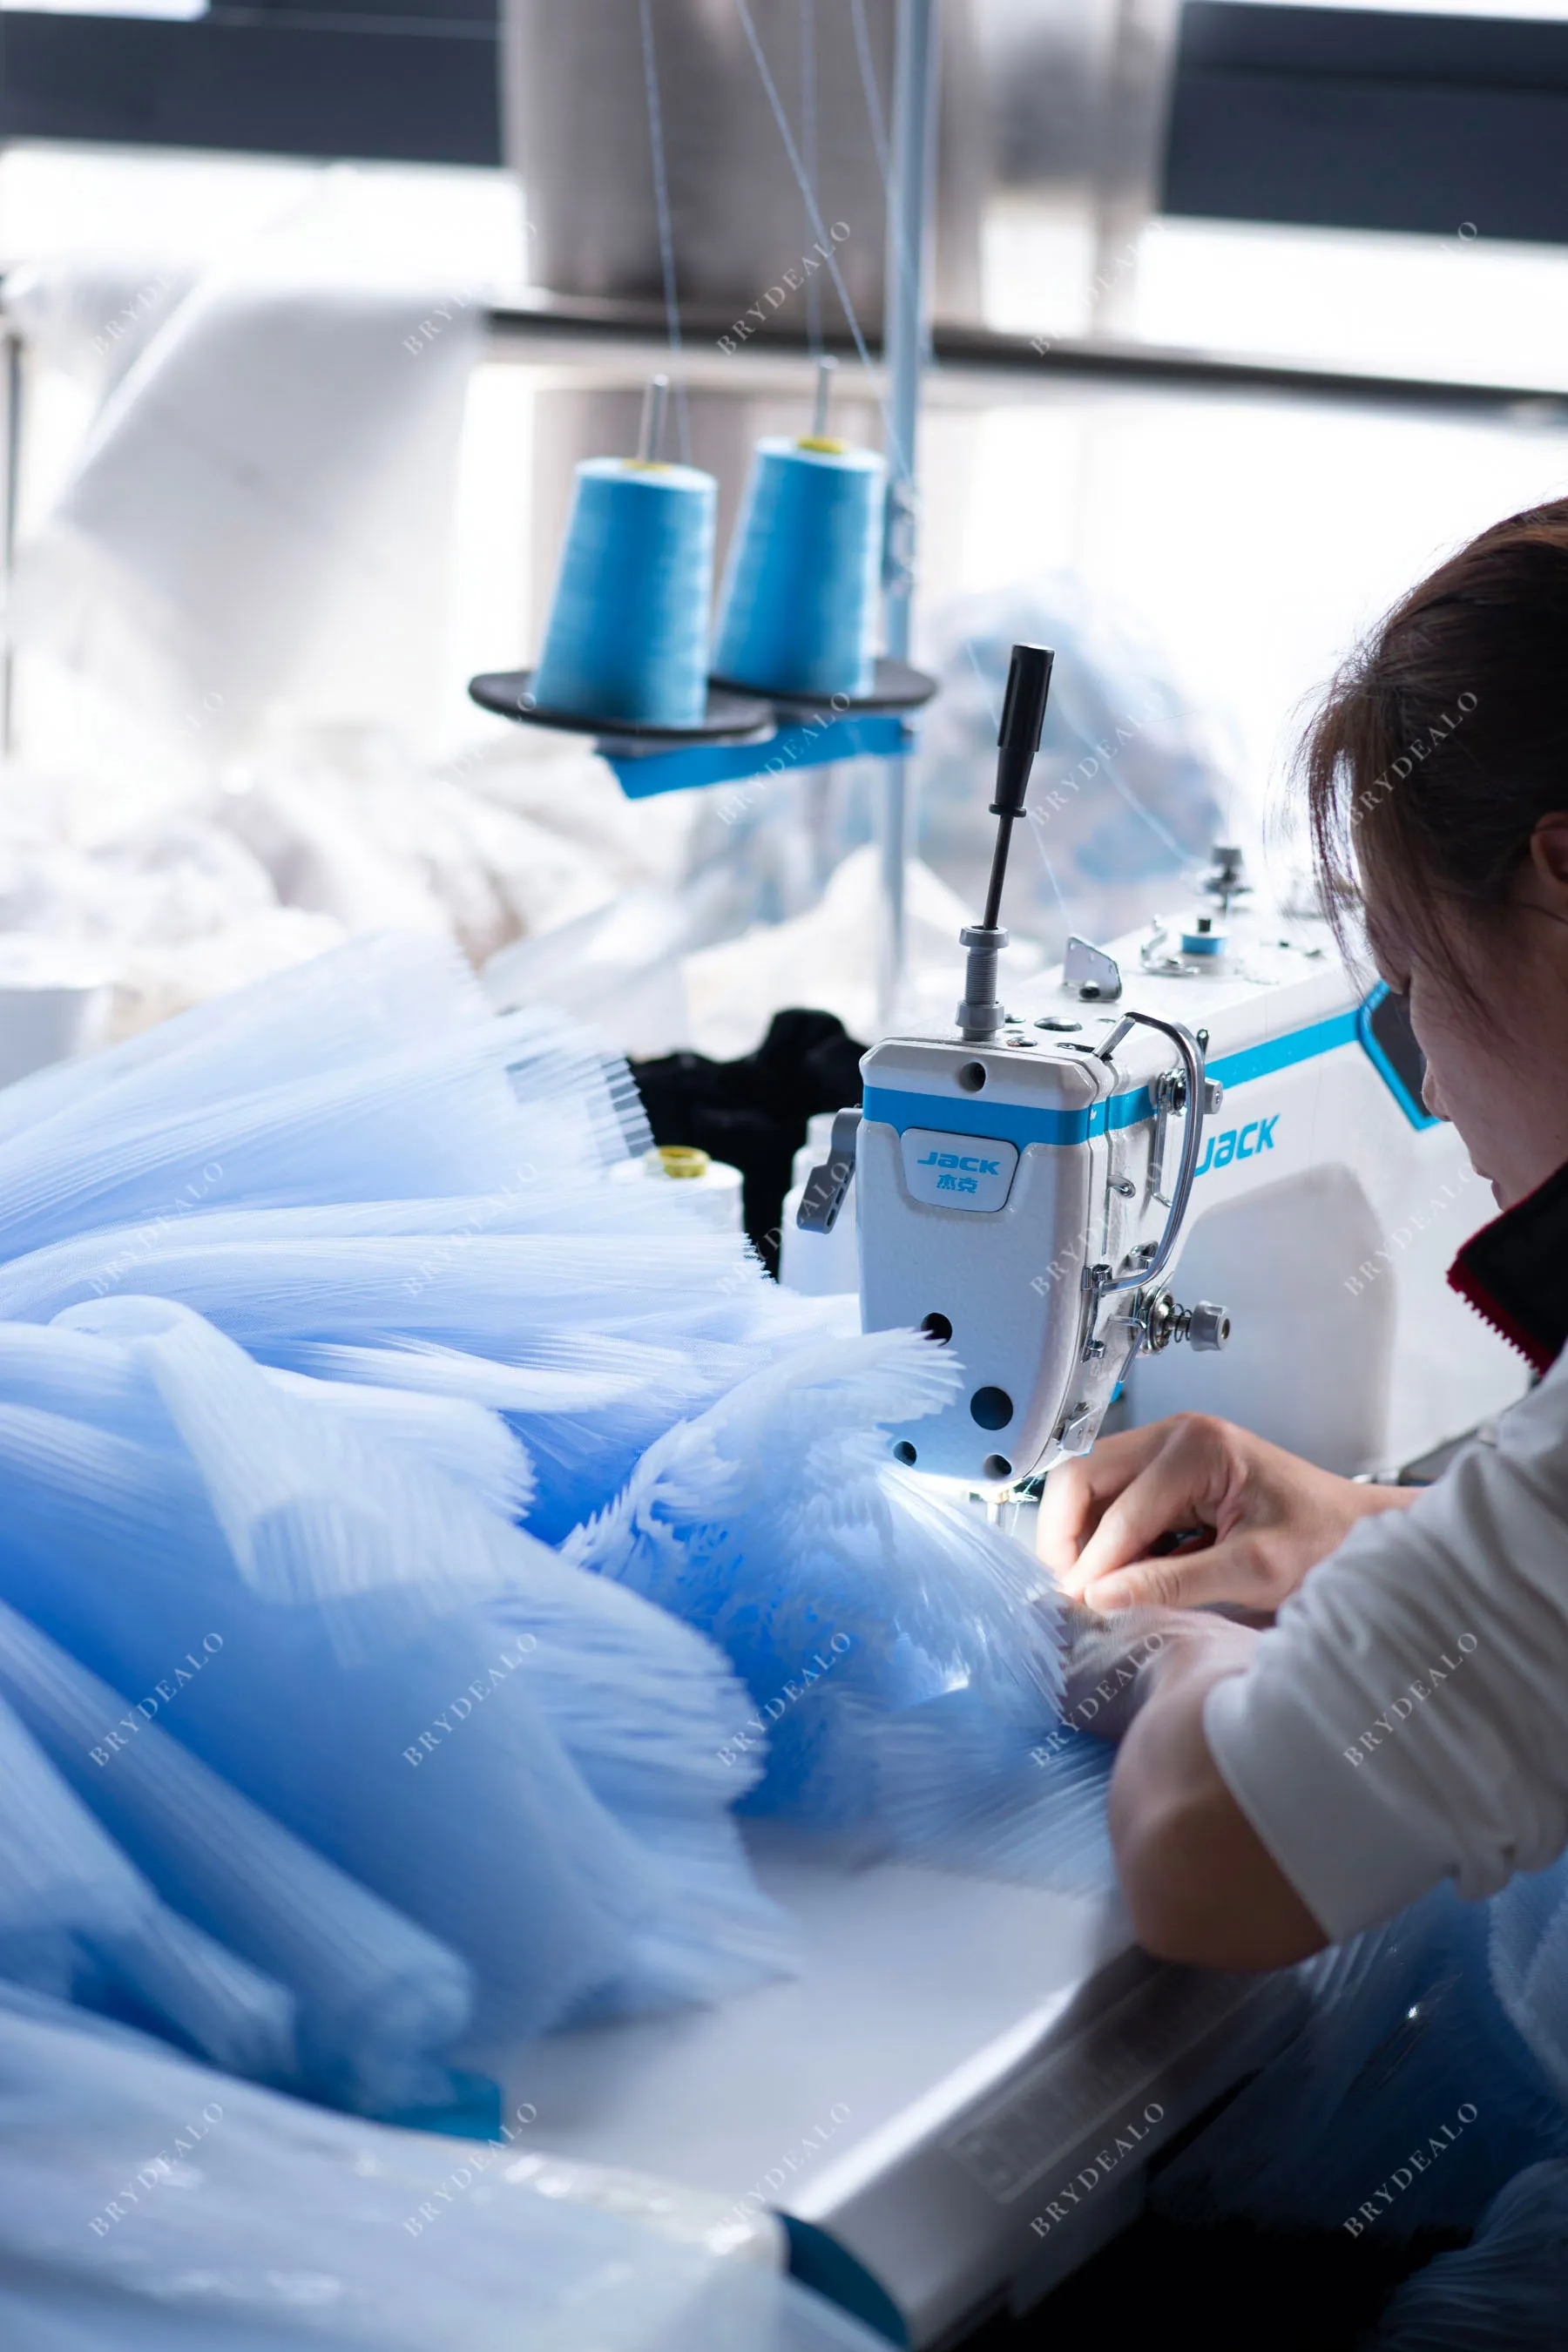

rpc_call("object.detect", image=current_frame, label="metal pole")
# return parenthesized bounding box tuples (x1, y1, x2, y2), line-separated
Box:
(876, 0, 940, 1031)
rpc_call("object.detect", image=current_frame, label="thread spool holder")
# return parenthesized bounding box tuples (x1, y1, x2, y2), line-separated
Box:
(468, 670, 775, 750)
(708, 655, 936, 720)
(468, 661, 936, 798)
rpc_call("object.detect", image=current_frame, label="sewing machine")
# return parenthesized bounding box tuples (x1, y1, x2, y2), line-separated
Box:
(796, 645, 1524, 1485)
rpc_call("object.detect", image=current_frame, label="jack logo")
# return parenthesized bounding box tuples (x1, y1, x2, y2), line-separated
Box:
(916, 1151, 1003, 1176)
(901, 1125, 1018, 1213)
(1195, 1115, 1278, 1178)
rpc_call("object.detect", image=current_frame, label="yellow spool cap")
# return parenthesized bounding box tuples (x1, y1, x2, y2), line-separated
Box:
(796, 435, 848, 455)
(646, 1145, 711, 1180)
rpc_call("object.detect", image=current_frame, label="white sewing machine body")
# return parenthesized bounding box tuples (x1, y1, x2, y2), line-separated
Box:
(852, 900, 1525, 1484)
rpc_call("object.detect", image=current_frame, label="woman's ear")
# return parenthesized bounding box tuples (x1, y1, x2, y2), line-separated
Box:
(1528, 813, 1568, 899)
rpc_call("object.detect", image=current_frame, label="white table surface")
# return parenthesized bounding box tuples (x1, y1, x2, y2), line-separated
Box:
(476, 1831, 1302, 2347)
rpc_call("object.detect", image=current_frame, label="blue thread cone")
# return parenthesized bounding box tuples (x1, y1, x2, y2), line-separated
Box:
(532, 458, 716, 728)
(713, 436, 885, 700)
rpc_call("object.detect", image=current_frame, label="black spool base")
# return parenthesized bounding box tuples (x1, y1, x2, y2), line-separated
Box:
(468, 670, 775, 747)
(707, 655, 937, 718)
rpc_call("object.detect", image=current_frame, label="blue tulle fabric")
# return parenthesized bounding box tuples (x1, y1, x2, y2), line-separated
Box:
(564, 1330, 1061, 1835)
(1371, 2161, 1568, 2348)
(0, 1296, 795, 2109)
(0, 1985, 886, 2352)
(1159, 1886, 1568, 2235)
(0, 930, 1064, 2119)
(1152, 1865, 1568, 2341)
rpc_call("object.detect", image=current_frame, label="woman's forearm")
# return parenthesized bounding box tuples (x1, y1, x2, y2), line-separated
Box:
(1108, 1629, 1328, 1971)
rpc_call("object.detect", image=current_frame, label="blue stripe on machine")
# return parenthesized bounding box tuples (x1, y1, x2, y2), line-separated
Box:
(1206, 1009, 1360, 1091)
(861, 1008, 1362, 1147)
(862, 1086, 1111, 1147)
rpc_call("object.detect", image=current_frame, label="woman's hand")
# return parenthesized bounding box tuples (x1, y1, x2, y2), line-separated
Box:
(1058, 1602, 1327, 1966)
(1037, 1413, 1416, 1615)
(1058, 1602, 1247, 1744)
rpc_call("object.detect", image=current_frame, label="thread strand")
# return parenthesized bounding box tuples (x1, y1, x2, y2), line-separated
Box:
(637, 0, 692, 466)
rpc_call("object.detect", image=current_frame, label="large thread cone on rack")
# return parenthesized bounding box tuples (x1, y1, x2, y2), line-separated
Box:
(533, 456, 716, 727)
(713, 436, 885, 701)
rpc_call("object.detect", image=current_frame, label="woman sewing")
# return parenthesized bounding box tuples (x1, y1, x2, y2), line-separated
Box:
(1032, 496, 1568, 2349)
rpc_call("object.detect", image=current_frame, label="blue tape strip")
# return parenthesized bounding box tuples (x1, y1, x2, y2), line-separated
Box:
(609, 710, 912, 799)
(862, 1006, 1365, 1148)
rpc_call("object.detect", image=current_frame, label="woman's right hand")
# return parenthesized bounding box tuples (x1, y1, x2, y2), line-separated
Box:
(1037, 1413, 1416, 1616)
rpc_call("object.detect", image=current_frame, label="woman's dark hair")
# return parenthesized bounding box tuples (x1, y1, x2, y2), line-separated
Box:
(1304, 495, 1568, 996)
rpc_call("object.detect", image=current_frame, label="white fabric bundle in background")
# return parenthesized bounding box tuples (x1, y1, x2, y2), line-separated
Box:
(0, 255, 199, 411)
(0, 764, 344, 1044)
(0, 727, 698, 1044)
(9, 184, 483, 754)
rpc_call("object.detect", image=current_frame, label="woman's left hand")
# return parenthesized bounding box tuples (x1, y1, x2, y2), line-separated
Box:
(1058, 1601, 1258, 1743)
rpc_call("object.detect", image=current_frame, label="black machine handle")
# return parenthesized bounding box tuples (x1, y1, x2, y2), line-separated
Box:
(992, 643, 1054, 814)
(957, 642, 1055, 1039)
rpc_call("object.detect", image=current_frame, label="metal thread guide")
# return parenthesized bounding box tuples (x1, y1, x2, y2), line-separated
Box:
(636, 373, 670, 465)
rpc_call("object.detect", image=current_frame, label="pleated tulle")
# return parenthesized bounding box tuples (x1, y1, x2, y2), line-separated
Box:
(0, 1597, 471, 2111)
(262, 1365, 538, 1524)
(278, 1331, 759, 1544)
(0, 923, 812, 1559)
(1157, 1886, 1568, 2244)
(0, 929, 649, 1171)
(0, 1989, 888, 2352)
(0, 929, 654, 1260)
(565, 1328, 1061, 1835)
(1371, 2160, 1568, 2348)
(874, 1699, 1118, 1893)
(0, 931, 492, 1152)
(0, 1684, 152, 1956)
(0, 1227, 781, 1348)
(0, 1682, 297, 2079)
(1490, 1851, 1568, 2109)
(0, 1301, 787, 2091)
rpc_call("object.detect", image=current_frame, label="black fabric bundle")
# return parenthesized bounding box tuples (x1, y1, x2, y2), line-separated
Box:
(632, 1010, 864, 1274)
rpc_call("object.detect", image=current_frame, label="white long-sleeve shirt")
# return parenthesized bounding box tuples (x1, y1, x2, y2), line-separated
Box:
(1203, 1348, 1568, 1943)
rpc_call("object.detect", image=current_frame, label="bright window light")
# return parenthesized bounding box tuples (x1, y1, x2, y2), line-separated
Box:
(0, 0, 208, 17)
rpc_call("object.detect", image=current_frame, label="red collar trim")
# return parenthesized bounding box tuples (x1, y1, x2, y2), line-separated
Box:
(1447, 1254, 1556, 1375)
(1447, 1157, 1568, 1376)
